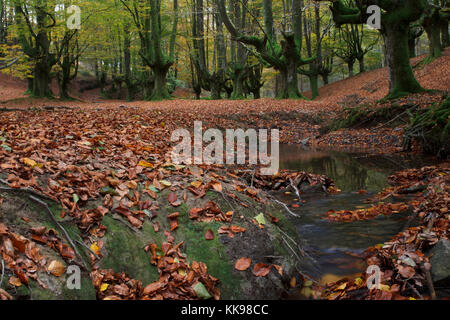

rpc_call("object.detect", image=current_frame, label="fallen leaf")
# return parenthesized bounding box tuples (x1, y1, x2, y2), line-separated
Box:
(235, 257, 251, 271)
(48, 260, 66, 277)
(252, 263, 271, 277)
(205, 229, 214, 240)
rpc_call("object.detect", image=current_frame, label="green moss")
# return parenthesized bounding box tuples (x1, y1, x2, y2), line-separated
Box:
(404, 96, 450, 157)
(162, 201, 244, 299)
(61, 276, 96, 300)
(100, 215, 160, 285)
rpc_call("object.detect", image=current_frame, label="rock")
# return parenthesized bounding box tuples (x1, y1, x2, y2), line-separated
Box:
(429, 239, 450, 285)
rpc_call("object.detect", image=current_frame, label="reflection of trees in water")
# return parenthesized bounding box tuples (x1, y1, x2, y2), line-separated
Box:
(309, 154, 368, 191)
(280, 149, 394, 191)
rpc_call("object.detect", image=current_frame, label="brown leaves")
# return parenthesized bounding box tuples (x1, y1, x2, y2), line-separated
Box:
(168, 192, 182, 207)
(48, 260, 66, 277)
(252, 263, 272, 277)
(168, 212, 179, 231)
(234, 258, 251, 271)
(189, 201, 230, 223)
(326, 202, 410, 222)
(218, 225, 245, 238)
(397, 265, 416, 279)
(94, 232, 220, 300)
(204, 229, 214, 240)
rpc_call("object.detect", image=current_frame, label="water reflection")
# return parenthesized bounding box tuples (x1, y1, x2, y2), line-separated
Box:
(279, 145, 436, 192)
(278, 146, 435, 283)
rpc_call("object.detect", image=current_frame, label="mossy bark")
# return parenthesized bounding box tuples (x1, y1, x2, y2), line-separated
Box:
(441, 21, 449, 47)
(150, 65, 171, 100)
(383, 22, 425, 99)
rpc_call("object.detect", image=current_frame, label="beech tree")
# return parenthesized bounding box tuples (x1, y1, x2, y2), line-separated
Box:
(318, 0, 428, 99)
(121, 0, 179, 100)
(218, 0, 314, 99)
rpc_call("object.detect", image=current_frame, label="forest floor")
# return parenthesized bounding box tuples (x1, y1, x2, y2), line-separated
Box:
(0, 49, 449, 300)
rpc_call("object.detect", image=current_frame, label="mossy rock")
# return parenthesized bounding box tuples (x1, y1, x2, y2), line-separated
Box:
(97, 188, 305, 299)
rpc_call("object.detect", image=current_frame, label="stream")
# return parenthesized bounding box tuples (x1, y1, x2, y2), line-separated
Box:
(278, 145, 438, 285)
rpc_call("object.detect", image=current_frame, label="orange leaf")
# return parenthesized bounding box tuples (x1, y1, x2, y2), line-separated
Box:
(252, 263, 271, 277)
(205, 229, 214, 240)
(235, 257, 252, 271)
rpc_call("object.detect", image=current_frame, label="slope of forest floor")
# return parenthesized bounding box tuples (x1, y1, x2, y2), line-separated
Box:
(1, 49, 449, 154)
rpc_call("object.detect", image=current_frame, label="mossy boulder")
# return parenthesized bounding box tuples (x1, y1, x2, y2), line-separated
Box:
(97, 188, 305, 299)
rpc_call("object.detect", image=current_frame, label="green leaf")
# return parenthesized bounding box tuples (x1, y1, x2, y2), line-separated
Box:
(100, 186, 119, 196)
(73, 194, 79, 204)
(193, 282, 212, 299)
(148, 185, 160, 193)
(1, 144, 12, 152)
(254, 213, 266, 225)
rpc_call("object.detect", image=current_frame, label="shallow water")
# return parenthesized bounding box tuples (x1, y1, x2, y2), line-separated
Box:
(278, 145, 436, 283)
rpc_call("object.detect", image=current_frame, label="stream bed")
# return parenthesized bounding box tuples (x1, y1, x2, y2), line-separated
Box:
(278, 145, 437, 285)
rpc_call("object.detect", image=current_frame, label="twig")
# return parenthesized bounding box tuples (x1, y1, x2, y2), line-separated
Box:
(289, 178, 302, 201)
(280, 236, 319, 286)
(271, 198, 300, 217)
(75, 239, 101, 260)
(372, 104, 418, 131)
(0, 257, 4, 288)
(28, 195, 87, 269)
(0, 179, 56, 202)
(111, 213, 140, 233)
(407, 282, 424, 300)
(422, 263, 436, 300)
(218, 190, 236, 212)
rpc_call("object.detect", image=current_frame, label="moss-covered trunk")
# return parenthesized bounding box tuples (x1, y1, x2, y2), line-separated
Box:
(425, 24, 443, 58)
(383, 22, 425, 99)
(441, 21, 449, 47)
(347, 61, 354, 77)
(231, 68, 245, 99)
(278, 66, 303, 99)
(150, 65, 171, 100)
(32, 60, 52, 98)
(358, 57, 365, 73)
(309, 73, 319, 99)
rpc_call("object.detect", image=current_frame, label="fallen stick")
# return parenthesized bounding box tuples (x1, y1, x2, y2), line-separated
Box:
(271, 198, 300, 217)
(289, 178, 302, 201)
(422, 263, 437, 300)
(28, 195, 87, 270)
(0, 257, 4, 288)
(0, 179, 56, 202)
(75, 239, 101, 261)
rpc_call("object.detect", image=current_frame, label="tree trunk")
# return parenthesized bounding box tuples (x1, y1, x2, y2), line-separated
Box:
(278, 67, 303, 99)
(32, 61, 52, 98)
(423, 8, 442, 58)
(231, 70, 245, 99)
(252, 89, 261, 99)
(210, 77, 222, 100)
(358, 57, 365, 73)
(309, 73, 319, 99)
(150, 65, 171, 100)
(425, 26, 442, 58)
(322, 74, 329, 85)
(383, 23, 424, 98)
(124, 25, 133, 101)
(347, 61, 354, 77)
(441, 21, 449, 48)
(408, 38, 416, 58)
